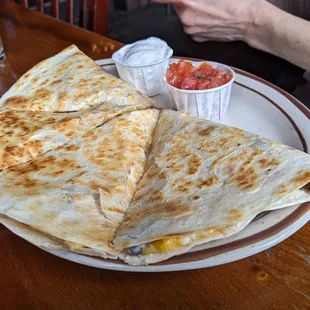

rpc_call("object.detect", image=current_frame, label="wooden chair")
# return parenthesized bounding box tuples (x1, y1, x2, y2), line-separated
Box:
(14, 0, 109, 36)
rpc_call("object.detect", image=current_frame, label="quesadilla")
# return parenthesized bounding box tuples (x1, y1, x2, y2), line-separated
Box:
(0, 45, 154, 111)
(0, 102, 155, 171)
(0, 45, 309, 266)
(113, 110, 310, 265)
(0, 109, 159, 257)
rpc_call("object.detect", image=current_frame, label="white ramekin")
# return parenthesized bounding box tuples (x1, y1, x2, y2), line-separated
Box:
(164, 61, 235, 122)
(112, 49, 173, 97)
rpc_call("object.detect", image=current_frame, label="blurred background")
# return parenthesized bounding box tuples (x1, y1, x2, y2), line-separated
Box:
(9, 0, 310, 106)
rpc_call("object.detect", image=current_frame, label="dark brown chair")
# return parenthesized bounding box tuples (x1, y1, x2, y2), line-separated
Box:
(13, 0, 110, 36)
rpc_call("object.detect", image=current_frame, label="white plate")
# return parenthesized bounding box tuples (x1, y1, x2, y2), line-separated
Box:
(22, 58, 310, 271)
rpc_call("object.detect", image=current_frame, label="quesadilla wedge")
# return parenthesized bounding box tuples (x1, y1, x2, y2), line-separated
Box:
(0, 45, 155, 111)
(113, 110, 310, 265)
(0, 102, 155, 171)
(0, 109, 159, 257)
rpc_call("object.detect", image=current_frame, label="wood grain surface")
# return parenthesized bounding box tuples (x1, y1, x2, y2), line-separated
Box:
(0, 0, 122, 94)
(0, 1, 309, 309)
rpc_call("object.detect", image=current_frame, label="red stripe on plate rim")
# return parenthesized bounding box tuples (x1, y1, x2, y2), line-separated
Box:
(97, 58, 310, 266)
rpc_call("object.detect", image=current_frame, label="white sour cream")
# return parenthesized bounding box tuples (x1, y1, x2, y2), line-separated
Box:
(112, 37, 173, 67)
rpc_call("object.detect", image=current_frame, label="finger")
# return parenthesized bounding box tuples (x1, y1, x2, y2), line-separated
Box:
(183, 26, 206, 36)
(192, 35, 232, 42)
(191, 36, 212, 43)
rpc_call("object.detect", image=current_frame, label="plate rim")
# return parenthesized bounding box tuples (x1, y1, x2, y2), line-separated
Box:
(95, 57, 310, 269)
(4, 57, 308, 272)
(41, 211, 310, 272)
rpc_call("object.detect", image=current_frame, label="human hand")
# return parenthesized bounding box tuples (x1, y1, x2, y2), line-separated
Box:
(153, 0, 264, 43)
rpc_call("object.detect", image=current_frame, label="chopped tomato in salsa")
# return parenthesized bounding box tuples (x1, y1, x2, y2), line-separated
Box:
(166, 60, 232, 90)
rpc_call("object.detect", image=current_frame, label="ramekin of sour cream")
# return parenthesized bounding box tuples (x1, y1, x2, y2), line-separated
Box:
(112, 37, 173, 97)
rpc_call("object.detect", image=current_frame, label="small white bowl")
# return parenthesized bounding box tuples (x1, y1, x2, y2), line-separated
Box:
(164, 61, 235, 122)
(112, 49, 173, 97)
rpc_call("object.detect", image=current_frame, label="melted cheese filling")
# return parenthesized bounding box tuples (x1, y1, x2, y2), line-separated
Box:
(64, 241, 86, 251)
(142, 227, 224, 255)
(64, 227, 225, 255)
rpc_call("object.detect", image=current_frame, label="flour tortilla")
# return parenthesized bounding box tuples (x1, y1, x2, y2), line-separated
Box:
(114, 110, 310, 265)
(0, 102, 155, 170)
(0, 45, 155, 111)
(0, 216, 117, 260)
(0, 110, 159, 257)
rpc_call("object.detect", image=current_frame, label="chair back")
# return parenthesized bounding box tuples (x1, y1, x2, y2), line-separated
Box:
(14, 0, 109, 35)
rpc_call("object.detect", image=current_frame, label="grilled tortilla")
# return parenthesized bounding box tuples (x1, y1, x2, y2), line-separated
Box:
(0, 45, 309, 266)
(114, 110, 310, 265)
(0, 45, 154, 111)
(0, 110, 159, 257)
(0, 102, 155, 171)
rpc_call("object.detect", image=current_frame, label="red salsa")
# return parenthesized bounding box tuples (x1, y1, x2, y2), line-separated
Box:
(166, 60, 232, 90)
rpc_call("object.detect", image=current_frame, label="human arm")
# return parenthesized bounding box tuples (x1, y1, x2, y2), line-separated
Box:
(154, 0, 310, 70)
(248, 1, 310, 71)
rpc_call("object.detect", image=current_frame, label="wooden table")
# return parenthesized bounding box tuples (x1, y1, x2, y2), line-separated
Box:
(0, 2, 309, 309)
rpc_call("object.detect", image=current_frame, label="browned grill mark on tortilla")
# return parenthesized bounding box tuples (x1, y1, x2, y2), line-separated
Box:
(4, 145, 24, 157)
(104, 207, 126, 214)
(153, 201, 192, 218)
(292, 170, 310, 186)
(209, 149, 218, 154)
(145, 170, 158, 180)
(201, 140, 216, 150)
(225, 149, 250, 166)
(188, 154, 201, 175)
(83, 130, 98, 139)
(22, 175, 39, 188)
(34, 88, 53, 101)
(63, 144, 80, 152)
(172, 165, 183, 173)
(278, 184, 288, 197)
(40, 80, 49, 87)
(129, 200, 192, 222)
(58, 91, 68, 101)
(229, 166, 259, 191)
(50, 79, 62, 86)
(277, 171, 310, 198)
(2, 96, 29, 108)
(7, 156, 78, 179)
(27, 140, 44, 151)
(176, 184, 191, 194)
(65, 131, 76, 138)
(198, 175, 219, 188)
(55, 62, 73, 74)
(198, 126, 216, 137)
(240, 150, 264, 170)
(218, 137, 231, 147)
(158, 172, 167, 180)
(227, 208, 244, 223)
(51, 118, 78, 130)
(149, 191, 164, 203)
(258, 158, 281, 169)
(222, 126, 247, 137)
(171, 178, 194, 189)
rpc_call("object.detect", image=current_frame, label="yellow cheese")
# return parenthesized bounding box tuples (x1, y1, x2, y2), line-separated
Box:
(65, 241, 86, 251)
(142, 237, 182, 255)
(152, 237, 182, 253)
(142, 244, 157, 255)
(142, 227, 225, 255)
